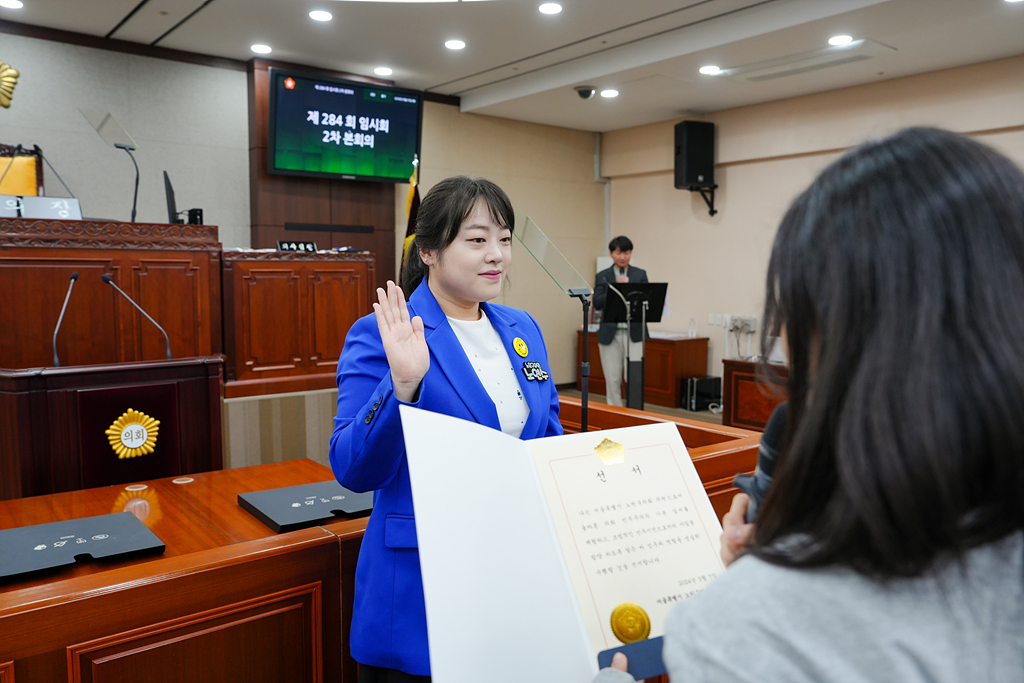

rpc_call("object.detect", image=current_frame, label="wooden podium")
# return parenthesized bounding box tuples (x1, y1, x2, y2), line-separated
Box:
(0, 357, 223, 501)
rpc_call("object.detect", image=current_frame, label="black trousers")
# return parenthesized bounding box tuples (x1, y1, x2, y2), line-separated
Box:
(358, 664, 431, 683)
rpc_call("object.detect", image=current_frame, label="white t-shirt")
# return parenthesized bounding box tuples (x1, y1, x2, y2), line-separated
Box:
(447, 311, 530, 438)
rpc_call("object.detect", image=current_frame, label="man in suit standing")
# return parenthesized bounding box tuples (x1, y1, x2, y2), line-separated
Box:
(593, 236, 648, 407)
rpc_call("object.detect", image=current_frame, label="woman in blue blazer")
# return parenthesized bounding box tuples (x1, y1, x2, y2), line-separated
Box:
(329, 176, 563, 682)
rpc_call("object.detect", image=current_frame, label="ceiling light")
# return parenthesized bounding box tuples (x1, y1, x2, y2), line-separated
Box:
(250, 44, 272, 54)
(828, 35, 853, 46)
(0, 0, 24, 8)
(600, 89, 618, 98)
(699, 65, 722, 75)
(374, 67, 393, 76)
(445, 39, 466, 50)
(1006, 0, 1023, 4)
(539, 3, 562, 13)
(309, 10, 332, 21)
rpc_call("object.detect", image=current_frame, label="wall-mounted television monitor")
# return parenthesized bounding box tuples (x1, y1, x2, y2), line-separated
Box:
(267, 69, 422, 183)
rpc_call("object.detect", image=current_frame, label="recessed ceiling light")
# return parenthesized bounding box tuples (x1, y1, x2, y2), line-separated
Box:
(539, 3, 562, 14)
(250, 44, 272, 54)
(600, 89, 618, 98)
(374, 67, 393, 76)
(445, 39, 466, 50)
(699, 65, 722, 75)
(0, 0, 24, 8)
(1006, 0, 1023, 4)
(309, 10, 332, 21)
(828, 35, 854, 46)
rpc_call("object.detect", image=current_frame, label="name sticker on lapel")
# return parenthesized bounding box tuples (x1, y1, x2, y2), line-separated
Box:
(522, 361, 549, 382)
(513, 337, 529, 357)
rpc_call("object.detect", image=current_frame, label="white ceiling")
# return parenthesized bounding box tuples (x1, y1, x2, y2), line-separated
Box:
(2, 0, 1023, 132)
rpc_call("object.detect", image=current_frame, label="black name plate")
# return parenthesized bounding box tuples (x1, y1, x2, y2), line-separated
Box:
(0, 512, 165, 579)
(238, 480, 373, 533)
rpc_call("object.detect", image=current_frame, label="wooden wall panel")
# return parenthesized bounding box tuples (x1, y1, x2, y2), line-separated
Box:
(243, 269, 303, 370)
(309, 267, 371, 369)
(133, 259, 203, 359)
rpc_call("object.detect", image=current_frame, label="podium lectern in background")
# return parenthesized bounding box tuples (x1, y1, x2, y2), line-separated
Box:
(0, 356, 223, 500)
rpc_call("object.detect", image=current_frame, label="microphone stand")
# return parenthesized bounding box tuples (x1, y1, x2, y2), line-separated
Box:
(101, 274, 172, 359)
(33, 145, 77, 198)
(115, 143, 139, 222)
(568, 288, 592, 432)
(52, 271, 79, 367)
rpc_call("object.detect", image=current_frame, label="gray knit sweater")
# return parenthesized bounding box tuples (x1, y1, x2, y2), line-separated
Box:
(594, 532, 1023, 683)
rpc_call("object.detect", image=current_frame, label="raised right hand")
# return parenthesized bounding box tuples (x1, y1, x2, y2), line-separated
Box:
(721, 493, 754, 567)
(373, 280, 429, 403)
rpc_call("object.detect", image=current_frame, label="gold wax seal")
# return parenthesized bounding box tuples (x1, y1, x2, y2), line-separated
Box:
(594, 437, 625, 465)
(610, 602, 651, 644)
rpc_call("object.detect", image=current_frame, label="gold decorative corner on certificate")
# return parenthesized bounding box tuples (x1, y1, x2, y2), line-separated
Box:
(105, 408, 160, 459)
(0, 61, 19, 108)
(594, 437, 625, 465)
(610, 602, 651, 644)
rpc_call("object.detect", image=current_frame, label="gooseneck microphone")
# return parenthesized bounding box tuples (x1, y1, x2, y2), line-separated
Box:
(52, 271, 79, 367)
(100, 273, 172, 359)
(732, 401, 787, 523)
(114, 143, 139, 222)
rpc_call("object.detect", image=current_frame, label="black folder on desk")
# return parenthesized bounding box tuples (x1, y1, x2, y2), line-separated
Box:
(0, 512, 165, 579)
(238, 480, 373, 533)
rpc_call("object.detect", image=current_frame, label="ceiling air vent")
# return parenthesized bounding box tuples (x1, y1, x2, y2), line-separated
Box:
(723, 39, 896, 83)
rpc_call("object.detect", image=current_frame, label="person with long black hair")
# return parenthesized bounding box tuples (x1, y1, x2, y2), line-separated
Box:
(599, 127, 1024, 682)
(330, 175, 562, 682)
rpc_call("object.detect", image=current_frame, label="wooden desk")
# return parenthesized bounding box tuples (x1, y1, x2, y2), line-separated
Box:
(722, 359, 788, 430)
(222, 250, 375, 398)
(0, 218, 221, 369)
(0, 459, 367, 683)
(576, 331, 709, 407)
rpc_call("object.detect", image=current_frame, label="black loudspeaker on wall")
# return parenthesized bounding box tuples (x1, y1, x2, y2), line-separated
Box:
(674, 120, 715, 189)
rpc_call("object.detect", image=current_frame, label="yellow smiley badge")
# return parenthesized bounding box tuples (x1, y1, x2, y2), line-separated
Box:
(513, 337, 529, 357)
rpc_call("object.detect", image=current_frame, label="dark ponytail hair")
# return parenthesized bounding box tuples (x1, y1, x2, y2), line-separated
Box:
(402, 176, 515, 294)
(753, 127, 1024, 578)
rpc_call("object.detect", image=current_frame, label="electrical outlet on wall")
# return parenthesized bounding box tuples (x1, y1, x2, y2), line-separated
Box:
(737, 316, 757, 334)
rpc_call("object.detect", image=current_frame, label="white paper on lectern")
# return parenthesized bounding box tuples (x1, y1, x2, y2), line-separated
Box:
(401, 406, 725, 683)
(401, 405, 596, 683)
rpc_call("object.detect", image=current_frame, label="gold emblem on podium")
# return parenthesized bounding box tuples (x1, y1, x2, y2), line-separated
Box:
(610, 602, 651, 644)
(105, 408, 160, 459)
(0, 61, 18, 109)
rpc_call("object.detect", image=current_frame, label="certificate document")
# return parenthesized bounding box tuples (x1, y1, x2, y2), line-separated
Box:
(400, 406, 725, 683)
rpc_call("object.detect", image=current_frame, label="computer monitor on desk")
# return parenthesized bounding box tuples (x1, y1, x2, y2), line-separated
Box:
(163, 171, 184, 224)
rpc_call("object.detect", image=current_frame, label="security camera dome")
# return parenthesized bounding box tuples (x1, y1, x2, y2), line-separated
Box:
(574, 85, 596, 100)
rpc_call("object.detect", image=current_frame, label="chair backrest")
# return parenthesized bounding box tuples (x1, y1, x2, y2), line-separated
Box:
(0, 143, 43, 196)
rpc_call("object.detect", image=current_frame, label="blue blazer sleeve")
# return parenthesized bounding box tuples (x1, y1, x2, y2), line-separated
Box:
(527, 311, 564, 439)
(328, 313, 426, 493)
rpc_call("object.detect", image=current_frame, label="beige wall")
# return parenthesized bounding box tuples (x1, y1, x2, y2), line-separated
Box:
(395, 101, 608, 384)
(601, 54, 1024, 375)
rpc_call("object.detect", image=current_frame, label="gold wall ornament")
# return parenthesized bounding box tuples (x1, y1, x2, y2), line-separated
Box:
(105, 408, 160, 459)
(0, 61, 19, 108)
